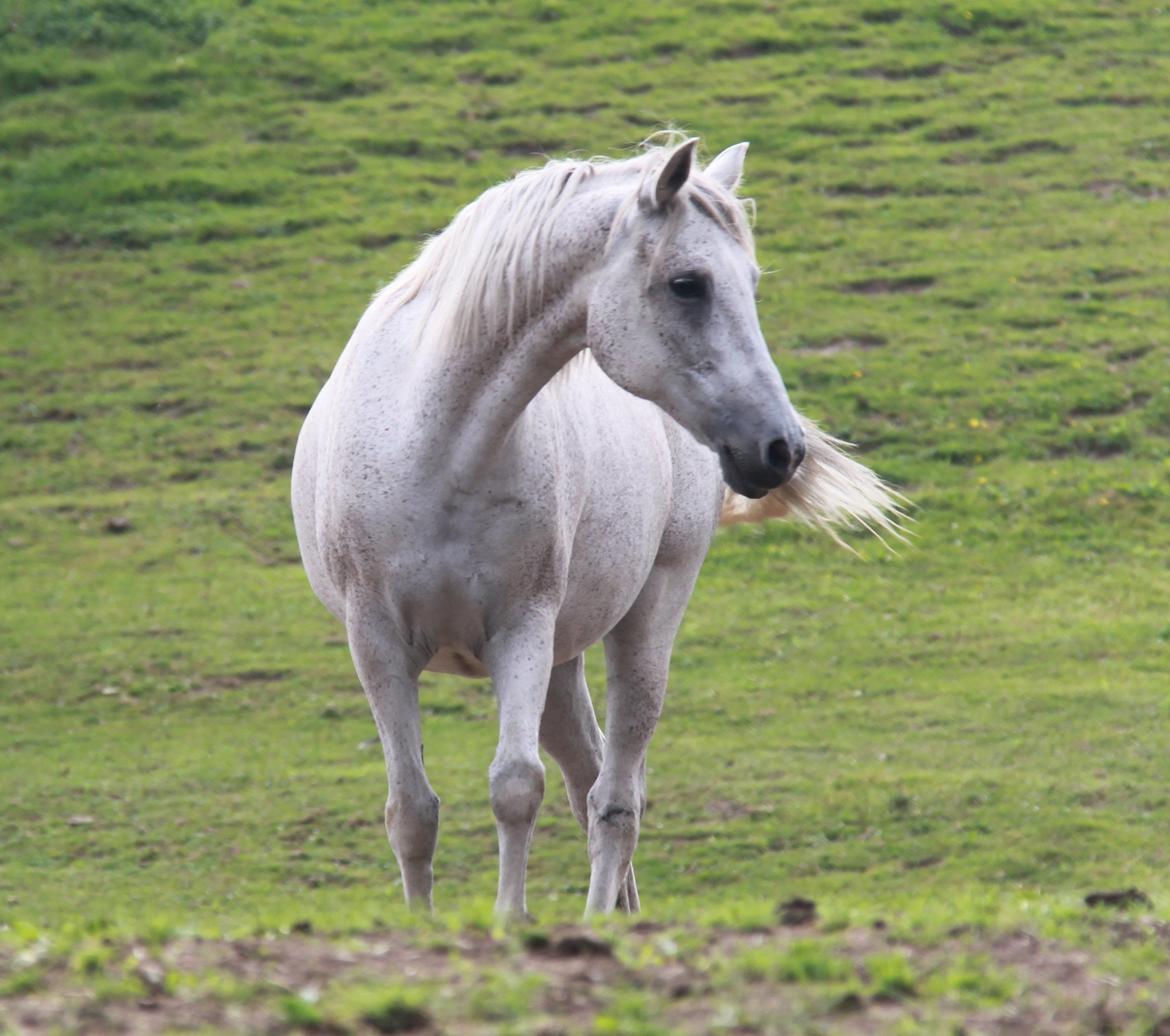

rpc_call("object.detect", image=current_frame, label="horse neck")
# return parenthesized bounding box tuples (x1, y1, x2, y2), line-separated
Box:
(413, 183, 623, 473)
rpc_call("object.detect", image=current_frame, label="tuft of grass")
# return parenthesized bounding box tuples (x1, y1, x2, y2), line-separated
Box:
(0, 965, 46, 996)
(360, 998, 431, 1035)
(593, 989, 672, 1036)
(69, 941, 113, 977)
(866, 952, 918, 1002)
(280, 993, 325, 1029)
(466, 967, 546, 1022)
(776, 940, 855, 984)
(922, 953, 1021, 1007)
(318, 982, 436, 1035)
(733, 939, 853, 984)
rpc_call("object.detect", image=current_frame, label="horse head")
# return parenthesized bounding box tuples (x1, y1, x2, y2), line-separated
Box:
(585, 138, 805, 499)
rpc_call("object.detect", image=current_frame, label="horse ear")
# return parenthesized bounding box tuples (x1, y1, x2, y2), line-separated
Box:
(705, 141, 749, 193)
(642, 137, 699, 211)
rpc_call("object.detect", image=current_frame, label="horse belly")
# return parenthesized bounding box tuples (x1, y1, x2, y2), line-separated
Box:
(552, 546, 657, 662)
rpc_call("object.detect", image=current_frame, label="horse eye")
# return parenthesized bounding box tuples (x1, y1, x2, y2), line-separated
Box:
(668, 275, 707, 300)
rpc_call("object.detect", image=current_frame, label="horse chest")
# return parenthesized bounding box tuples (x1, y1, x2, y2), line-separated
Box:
(350, 422, 675, 670)
(387, 470, 668, 661)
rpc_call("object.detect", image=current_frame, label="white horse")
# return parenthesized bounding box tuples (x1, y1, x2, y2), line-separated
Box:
(291, 136, 901, 917)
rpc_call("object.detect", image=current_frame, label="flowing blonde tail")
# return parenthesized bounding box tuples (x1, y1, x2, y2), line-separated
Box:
(719, 417, 909, 549)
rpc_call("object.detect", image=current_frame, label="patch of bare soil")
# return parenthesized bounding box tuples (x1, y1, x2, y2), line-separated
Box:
(852, 62, 946, 80)
(1059, 94, 1155, 108)
(795, 334, 887, 355)
(981, 139, 1072, 163)
(843, 275, 935, 295)
(4, 918, 1170, 1035)
(1087, 179, 1170, 201)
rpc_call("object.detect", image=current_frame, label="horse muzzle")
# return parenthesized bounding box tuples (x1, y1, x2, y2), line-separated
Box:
(718, 425, 806, 498)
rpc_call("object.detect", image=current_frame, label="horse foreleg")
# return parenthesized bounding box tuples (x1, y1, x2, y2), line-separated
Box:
(347, 608, 438, 910)
(540, 657, 639, 912)
(483, 619, 555, 920)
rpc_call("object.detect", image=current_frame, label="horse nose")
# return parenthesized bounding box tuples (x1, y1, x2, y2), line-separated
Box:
(763, 432, 805, 482)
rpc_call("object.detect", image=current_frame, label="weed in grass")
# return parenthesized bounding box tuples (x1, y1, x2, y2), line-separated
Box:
(776, 940, 854, 984)
(922, 953, 1020, 1007)
(281, 992, 325, 1029)
(360, 997, 432, 1035)
(467, 967, 546, 1022)
(172, 969, 264, 1004)
(69, 941, 113, 977)
(0, 965, 45, 996)
(732, 939, 853, 985)
(593, 989, 671, 1036)
(88, 972, 148, 1002)
(322, 982, 435, 1034)
(866, 952, 918, 1002)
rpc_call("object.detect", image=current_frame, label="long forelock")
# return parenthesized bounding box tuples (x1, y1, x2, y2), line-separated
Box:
(372, 143, 755, 357)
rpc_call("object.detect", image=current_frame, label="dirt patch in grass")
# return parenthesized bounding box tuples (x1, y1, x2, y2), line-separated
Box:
(823, 183, 899, 198)
(711, 38, 806, 60)
(983, 140, 1073, 163)
(926, 124, 982, 143)
(5, 919, 1170, 1035)
(852, 61, 946, 80)
(843, 275, 935, 295)
(1087, 179, 1170, 201)
(1059, 94, 1156, 108)
(796, 334, 887, 355)
(356, 232, 404, 250)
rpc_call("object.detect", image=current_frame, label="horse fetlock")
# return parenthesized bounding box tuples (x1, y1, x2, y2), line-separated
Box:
(489, 756, 545, 826)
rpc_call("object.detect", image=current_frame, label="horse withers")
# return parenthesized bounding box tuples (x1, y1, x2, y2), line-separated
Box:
(291, 136, 902, 917)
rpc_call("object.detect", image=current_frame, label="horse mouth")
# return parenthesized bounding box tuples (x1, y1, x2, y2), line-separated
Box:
(718, 445, 780, 499)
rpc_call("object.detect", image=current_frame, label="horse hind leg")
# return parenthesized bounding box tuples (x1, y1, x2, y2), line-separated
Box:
(586, 560, 697, 916)
(347, 607, 439, 909)
(585, 632, 666, 916)
(540, 657, 639, 912)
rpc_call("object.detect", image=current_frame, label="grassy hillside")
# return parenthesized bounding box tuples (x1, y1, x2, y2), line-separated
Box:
(3, 0, 1170, 1030)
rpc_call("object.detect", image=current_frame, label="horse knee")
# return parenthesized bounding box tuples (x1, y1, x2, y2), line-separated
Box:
(386, 788, 440, 862)
(489, 755, 545, 826)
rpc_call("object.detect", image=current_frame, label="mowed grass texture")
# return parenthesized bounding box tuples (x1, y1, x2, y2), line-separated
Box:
(3, 1, 1170, 1025)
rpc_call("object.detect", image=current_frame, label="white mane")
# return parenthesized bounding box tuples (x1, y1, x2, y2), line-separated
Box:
(371, 142, 755, 358)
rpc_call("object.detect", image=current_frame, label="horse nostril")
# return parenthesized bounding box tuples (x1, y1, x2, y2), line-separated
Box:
(765, 437, 792, 474)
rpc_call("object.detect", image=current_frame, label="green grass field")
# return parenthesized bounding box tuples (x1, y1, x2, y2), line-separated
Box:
(3, 0, 1170, 1031)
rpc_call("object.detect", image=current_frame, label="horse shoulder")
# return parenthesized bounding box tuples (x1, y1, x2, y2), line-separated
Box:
(655, 413, 724, 570)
